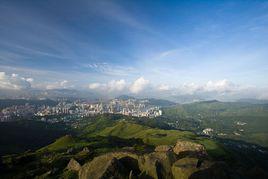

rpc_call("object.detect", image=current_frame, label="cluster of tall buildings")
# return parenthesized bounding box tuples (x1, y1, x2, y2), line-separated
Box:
(0, 98, 163, 122)
(36, 98, 162, 118)
(93, 98, 162, 117)
(0, 103, 36, 122)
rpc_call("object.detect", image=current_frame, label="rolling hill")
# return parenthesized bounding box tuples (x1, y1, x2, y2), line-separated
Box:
(162, 100, 268, 147)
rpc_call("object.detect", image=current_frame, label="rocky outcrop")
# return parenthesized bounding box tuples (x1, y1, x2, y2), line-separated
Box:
(154, 145, 172, 152)
(78, 141, 242, 179)
(171, 157, 212, 179)
(79, 152, 139, 179)
(139, 151, 177, 179)
(79, 150, 178, 179)
(173, 140, 207, 158)
(66, 158, 81, 172)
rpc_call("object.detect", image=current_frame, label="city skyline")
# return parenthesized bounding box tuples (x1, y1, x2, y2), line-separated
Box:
(0, 0, 268, 100)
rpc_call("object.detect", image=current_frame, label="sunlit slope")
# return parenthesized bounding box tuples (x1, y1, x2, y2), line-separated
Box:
(163, 101, 268, 147)
(38, 135, 89, 152)
(88, 120, 227, 158)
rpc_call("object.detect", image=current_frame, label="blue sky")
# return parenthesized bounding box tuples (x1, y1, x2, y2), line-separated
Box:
(0, 0, 268, 100)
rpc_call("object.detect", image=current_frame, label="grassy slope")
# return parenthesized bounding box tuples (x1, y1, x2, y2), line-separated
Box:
(38, 135, 90, 152)
(163, 101, 268, 147)
(39, 116, 226, 159)
(88, 120, 227, 158)
(1, 113, 265, 178)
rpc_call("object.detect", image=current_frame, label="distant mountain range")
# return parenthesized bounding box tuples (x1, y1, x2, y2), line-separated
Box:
(116, 95, 177, 107)
(1, 89, 268, 105)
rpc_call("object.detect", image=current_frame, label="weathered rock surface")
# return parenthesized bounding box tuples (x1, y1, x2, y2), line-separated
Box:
(66, 158, 81, 171)
(79, 150, 178, 179)
(154, 145, 172, 152)
(78, 142, 232, 179)
(173, 140, 207, 158)
(172, 157, 212, 179)
(139, 151, 177, 179)
(79, 152, 139, 179)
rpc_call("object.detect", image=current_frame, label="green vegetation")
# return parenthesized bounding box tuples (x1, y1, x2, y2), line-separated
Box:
(162, 101, 268, 147)
(146, 98, 177, 107)
(85, 120, 227, 159)
(0, 109, 267, 178)
(38, 135, 89, 152)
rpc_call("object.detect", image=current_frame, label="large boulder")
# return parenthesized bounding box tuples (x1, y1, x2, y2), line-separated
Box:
(66, 158, 81, 172)
(172, 157, 212, 179)
(79, 152, 140, 179)
(173, 140, 207, 158)
(139, 151, 177, 179)
(79, 150, 178, 179)
(155, 145, 172, 152)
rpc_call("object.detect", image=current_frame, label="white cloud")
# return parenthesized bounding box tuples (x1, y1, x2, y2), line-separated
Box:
(87, 78, 239, 97)
(88, 79, 127, 92)
(0, 72, 32, 90)
(203, 79, 237, 92)
(88, 77, 150, 94)
(177, 79, 238, 95)
(180, 82, 201, 95)
(107, 79, 126, 92)
(46, 80, 71, 90)
(129, 77, 150, 94)
(25, 78, 34, 82)
(157, 84, 170, 91)
(89, 83, 102, 90)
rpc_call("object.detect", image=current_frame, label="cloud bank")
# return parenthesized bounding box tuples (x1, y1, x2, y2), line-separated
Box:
(1, 71, 267, 102)
(129, 77, 150, 94)
(45, 80, 72, 90)
(0, 72, 32, 90)
(88, 77, 268, 101)
(89, 79, 127, 92)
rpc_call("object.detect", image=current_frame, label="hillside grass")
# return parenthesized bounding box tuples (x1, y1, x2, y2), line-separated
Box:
(162, 101, 268, 147)
(88, 121, 227, 158)
(38, 135, 90, 152)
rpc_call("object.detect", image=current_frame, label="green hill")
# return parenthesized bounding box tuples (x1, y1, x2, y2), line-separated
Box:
(88, 120, 227, 159)
(38, 135, 89, 152)
(162, 101, 268, 147)
(1, 114, 267, 178)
